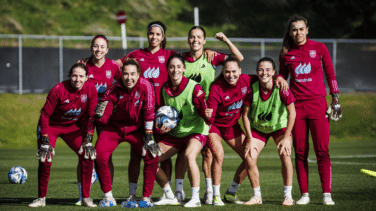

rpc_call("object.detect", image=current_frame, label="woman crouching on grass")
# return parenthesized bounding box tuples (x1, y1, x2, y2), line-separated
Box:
(153, 54, 209, 208)
(29, 63, 98, 208)
(241, 57, 296, 206)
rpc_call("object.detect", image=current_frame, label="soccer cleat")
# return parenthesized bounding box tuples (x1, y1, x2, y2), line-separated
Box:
(213, 195, 225, 206)
(244, 196, 262, 205)
(82, 198, 97, 207)
(224, 191, 244, 204)
(139, 197, 153, 208)
(28, 197, 46, 207)
(121, 194, 138, 208)
(184, 198, 201, 208)
(323, 194, 335, 205)
(203, 191, 213, 205)
(175, 191, 185, 204)
(75, 199, 82, 206)
(282, 196, 295, 206)
(99, 196, 117, 207)
(296, 193, 310, 205)
(154, 194, 179, 205)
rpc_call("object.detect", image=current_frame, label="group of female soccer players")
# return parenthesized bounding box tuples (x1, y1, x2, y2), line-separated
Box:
(29, 15, 342, 208)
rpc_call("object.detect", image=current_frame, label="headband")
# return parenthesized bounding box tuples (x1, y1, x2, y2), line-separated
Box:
(92, 36, 109, 47)
(148, 24, 165, 35)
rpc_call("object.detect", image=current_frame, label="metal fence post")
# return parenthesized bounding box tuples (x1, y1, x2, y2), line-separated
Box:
(18, 35, 22, 95)
(261, 39, 265, 58)
(59, 36, 63, 82)
(140, 37, 143, 49)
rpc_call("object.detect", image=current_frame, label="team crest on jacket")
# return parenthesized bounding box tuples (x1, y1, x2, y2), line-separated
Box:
(135, 91, 140, 99)
(241, 87, 247, 95)
(309, 50, 316, 58)
(158, 56, 165, 64)
(106, 70, 112, 79)
(81, 94, 87, 103)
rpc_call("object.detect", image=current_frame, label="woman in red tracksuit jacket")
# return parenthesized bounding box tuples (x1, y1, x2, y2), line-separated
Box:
(94, 60, 158, 208)
(279, 15, 342, 206)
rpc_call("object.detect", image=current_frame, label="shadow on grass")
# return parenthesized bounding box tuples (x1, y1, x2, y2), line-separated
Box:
(0, 197, 82, 206)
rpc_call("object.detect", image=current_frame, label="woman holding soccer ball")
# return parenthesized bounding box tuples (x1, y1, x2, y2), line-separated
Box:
(153, 54, 209, 208)
(29, 63, 97, 208)
(279, 15, 341, 205)
(93, 60, 159, 208)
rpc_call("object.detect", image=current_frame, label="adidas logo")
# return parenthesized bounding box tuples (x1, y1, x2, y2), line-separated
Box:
(64, 99, 70, 103)
(225, 96, 230, 100)
(89, 74, 94, 78)
(290, 56, 295, 60)
(119, 96, 124, 99)
(140, 58, 145, 61)
(201, 64, 206, 68)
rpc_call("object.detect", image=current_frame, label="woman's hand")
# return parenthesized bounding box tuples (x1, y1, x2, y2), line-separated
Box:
(276, 77, 289, 91)
(215, 32, 228, 42)
(244, 137, 259, 159)
(159, 125, 171, 134)
(204, 108, 213, 120)
(277, 136, 292, 156)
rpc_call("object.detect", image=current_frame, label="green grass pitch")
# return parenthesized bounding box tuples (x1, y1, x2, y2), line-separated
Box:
(1, 139, 376, 210)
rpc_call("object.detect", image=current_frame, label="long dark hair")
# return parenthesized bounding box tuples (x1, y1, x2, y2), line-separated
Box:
(148, 21, 167, 49)
(188, 26, 206, 38)
(69, 63, 88, 76)
(211, 56, 240, 88)
(280, 15, 308, 58)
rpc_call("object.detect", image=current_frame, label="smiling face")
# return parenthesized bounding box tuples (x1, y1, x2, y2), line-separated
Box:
(70, 67, 88, 90)
(289, 20, 309, 45)
(148, 26, 165, 49)
(121, 64, 140, 90)
(167, 57, 185, 85)
(91, 37, 109, 61)
(188, 28, 206, 52)
(223, 61, 241, 86)
(257, 61, 275, 85)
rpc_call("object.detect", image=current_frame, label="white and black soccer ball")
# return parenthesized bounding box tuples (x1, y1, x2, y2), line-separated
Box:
(155, 105, 180, 130)
(8, 166, 28, 184)
(91, 167, 98, 184)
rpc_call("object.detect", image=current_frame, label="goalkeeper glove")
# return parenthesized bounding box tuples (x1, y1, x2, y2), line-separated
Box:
(142, 133, 162, 158)
(94, 101, 108, 119)
(37, 135, 55, 163)
(326, 93, 342, 121)
(78, 133, 96, 160)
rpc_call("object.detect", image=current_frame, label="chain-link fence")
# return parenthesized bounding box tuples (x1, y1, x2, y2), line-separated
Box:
(1, 34, 375, 94)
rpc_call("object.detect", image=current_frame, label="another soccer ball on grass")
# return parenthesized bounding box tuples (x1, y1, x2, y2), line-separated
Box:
(8, 166, 28, 184)
(155, 106, 180, 130)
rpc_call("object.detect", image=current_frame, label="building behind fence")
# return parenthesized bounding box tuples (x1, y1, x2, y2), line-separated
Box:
(1, 34, 376, 94)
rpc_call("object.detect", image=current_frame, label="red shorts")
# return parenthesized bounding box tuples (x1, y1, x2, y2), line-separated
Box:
(209, 123, 244, 141)
(251, 128, 287, 143)
(160, 133, 208, 151)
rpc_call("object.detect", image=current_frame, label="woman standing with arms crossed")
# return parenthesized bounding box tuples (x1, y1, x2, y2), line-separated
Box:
(242, 57, 296, 206)
(76, 34, 122, 206)
(279, 15, 342, 205)
(29, 63, 97, 208)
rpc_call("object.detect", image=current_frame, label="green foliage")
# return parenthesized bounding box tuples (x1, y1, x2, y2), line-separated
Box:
(1, 140, 376, 210)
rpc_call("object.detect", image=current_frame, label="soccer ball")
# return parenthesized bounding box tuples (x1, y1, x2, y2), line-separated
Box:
(91, 167, 98, 184)
(155, 106, 180, 129)
(8, 166, 28, 184)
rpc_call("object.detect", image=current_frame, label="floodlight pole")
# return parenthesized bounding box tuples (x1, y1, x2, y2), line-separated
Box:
(194, 7, 199, 26)
(121, 23, 127, 50)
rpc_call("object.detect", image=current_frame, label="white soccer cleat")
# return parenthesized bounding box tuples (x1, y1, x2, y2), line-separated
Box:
(282, 196, 295, 206)
(28, 197, 46, 207)
(296, 193, 310, 205)
(99, 196, 117, 207)
(175, 191, 185, 204)
(121, 194, 138, 208)
(224, 191, 244, 204)
(75, 199, 82, 206)
(203, 191, 213, 205)
(82, 198, 97, 207)
(244, 196, 262, 205)
(323, 193, 335, 205)
(154, 194, 179, 205)
(184, 198, 201, 208)
(213, 195, 225, 206)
